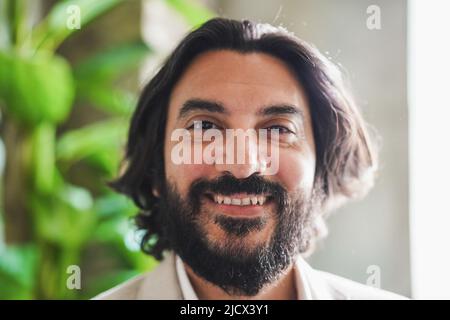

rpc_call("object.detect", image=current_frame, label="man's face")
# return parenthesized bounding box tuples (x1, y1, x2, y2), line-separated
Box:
(161, 50, 318, 295)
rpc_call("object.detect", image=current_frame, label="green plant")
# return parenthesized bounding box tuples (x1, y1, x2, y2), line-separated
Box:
(0, 0, 213, 299)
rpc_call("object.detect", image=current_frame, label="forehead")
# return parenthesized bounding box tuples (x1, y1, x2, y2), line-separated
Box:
(168, 50, 310, 117)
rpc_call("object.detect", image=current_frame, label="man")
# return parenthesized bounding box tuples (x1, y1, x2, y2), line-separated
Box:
(94, 18, 406, 300)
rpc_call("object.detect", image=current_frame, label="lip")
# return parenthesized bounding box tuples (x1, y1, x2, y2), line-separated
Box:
(203, 194, 271, 218)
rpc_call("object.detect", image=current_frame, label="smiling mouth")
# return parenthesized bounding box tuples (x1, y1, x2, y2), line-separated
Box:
(204, 192, 272, 205)
(201, 192, 274, 219)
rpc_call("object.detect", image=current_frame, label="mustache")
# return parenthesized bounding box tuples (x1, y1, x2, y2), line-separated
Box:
(187, 173, 288, 211)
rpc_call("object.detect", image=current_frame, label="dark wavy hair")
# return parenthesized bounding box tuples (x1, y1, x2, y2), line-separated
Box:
(109, 18, 378, 260)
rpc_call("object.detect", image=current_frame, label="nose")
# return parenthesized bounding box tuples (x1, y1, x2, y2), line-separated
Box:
(214, 131, 268, 179)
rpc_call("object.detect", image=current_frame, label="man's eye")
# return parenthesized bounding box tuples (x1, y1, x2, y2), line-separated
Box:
(266, 125, 294, 134)
(188, 120, 219, 131)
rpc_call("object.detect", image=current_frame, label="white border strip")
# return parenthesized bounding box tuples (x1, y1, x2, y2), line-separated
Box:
(408, 0, 450, 299)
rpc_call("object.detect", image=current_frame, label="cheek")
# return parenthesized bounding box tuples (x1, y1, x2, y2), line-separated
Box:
(276, 150, 316, 192)
(164, 150, 210, 196)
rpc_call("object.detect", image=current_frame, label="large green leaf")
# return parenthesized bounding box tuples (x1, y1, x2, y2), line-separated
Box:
(74, 41, 151, 85)
(31, 0, 124, 52)
(30, 185, 96, 249)
(56, 118, 127, 165)
(84, 150, 121, 176)
(92, 215, 129, 244)
(93, 193, 136, 220)
(0, 245, 37, 299)
(74, 41, 150, 115)
(0, 51, 75, 125)
(91, 193, 137, 245)
(76, 85, 136, 116)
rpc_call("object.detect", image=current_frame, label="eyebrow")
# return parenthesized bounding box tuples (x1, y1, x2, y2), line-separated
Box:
(257, 104, 304, 121)
(177, 98, 304, 121)
(178, 99, 228, 119)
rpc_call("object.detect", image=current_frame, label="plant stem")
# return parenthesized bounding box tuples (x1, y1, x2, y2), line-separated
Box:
(2, 115, 32, 244)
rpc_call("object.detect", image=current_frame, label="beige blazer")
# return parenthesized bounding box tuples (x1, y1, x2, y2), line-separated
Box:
(93, 252, 408, 300)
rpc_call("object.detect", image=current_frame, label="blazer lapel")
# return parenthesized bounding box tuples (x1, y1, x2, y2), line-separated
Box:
(136, 252, 183, 299)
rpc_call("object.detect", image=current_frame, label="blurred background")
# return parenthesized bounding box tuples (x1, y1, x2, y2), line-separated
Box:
(0, 0, 448, 299)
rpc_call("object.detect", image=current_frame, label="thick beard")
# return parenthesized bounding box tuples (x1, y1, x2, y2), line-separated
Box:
(157, 174, 320, 297)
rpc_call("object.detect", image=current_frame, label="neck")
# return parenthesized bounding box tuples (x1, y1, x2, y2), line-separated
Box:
(184, 263, 298, 300)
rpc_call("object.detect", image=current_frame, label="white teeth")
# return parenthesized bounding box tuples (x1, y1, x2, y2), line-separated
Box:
(213, 194, 268, 206)
(257, 196, 266, 205)
(231, 198, 241, 205)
